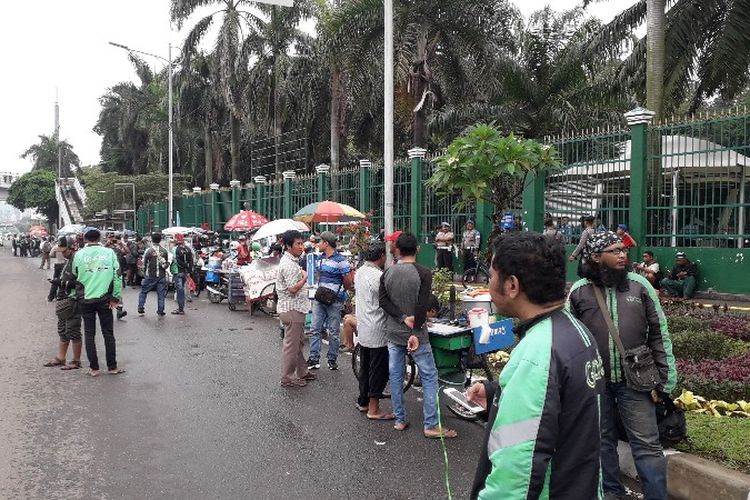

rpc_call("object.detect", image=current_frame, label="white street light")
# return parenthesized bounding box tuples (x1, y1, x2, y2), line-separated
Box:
(109, 41, 179, 228)
(384, 0, 394, 262)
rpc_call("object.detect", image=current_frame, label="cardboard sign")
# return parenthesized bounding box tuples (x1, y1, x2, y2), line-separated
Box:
(473, 318, 515, 354)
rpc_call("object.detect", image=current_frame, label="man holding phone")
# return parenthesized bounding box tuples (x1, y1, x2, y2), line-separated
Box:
(466, 233, 604, 499)
(379, 233, 457, 439)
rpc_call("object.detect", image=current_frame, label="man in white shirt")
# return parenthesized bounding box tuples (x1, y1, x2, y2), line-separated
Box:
(354, 241, 393, 420)
(635, 250, 661, 287)
(435, 222, 454, 272)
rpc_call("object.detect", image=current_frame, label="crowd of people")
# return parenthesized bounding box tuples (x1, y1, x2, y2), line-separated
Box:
(27, 214, 690, 499)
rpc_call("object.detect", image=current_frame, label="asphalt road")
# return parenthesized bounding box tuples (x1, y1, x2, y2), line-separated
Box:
(0, 248, 485, 500)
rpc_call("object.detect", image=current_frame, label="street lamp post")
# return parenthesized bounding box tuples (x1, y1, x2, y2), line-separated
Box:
(109, 41, 177, 228)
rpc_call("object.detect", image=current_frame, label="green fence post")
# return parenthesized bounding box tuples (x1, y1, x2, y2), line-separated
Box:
(475, 199, 493, 250)
(359, 159, 372, 214)
(408, 148, 427, 237)
(283, 170, 296, 218)
(624, 107, 655, 248)
(521, 172, 546, 232)
(209, 183, 219, 231)
(316, 164, 330, 202)
(254, 176, 267, 216)
(192, 187, 201, 227)
(230, 179, 241, 217)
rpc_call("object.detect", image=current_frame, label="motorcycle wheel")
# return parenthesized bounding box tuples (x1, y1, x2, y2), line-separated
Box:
(208, 290, 222, 304)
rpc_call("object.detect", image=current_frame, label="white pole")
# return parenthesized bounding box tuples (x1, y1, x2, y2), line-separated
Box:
(384, 0, 394, 261)
(55, 89, 62, 230)
(168, 43, 174, 228)
(671, 169, 678, 247)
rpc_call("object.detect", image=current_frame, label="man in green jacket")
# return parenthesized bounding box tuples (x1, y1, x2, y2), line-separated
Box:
(72, 227, 125, 377)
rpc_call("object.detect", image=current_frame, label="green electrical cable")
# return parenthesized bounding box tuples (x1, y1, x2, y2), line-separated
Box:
(436, 386, 453, 500)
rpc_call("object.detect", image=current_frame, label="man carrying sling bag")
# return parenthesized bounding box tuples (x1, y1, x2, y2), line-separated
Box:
(567, 231, 677, 500)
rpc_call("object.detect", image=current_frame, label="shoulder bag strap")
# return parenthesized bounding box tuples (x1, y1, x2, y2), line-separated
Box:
(592, 285, 627, 356)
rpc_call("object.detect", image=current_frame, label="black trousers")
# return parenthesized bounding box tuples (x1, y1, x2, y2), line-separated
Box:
(462, 249, 477, 271)
(436, 248, 453, 272)
(358, 346, 389, 407)
(80, 300, 117, 370)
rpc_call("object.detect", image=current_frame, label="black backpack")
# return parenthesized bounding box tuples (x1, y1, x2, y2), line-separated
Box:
(655, 397, 687, 448)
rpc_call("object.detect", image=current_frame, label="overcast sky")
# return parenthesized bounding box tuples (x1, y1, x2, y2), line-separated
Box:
(0, 0, 636, 175)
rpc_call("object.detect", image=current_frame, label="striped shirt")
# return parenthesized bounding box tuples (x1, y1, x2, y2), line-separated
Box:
(317, 251, 351, 302)
(354, 262, 387, 348)
(276, 252, 309, 314)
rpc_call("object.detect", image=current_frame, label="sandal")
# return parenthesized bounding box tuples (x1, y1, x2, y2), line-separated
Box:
(394, 422, 410, 431)
(108, 368, 126, 375)
(61, 360, 81, 370)
(43, 357, 65, 367)
(300, 373, 317, 381)
(424, 427, 458, 439)
(88, 369, 100, 377)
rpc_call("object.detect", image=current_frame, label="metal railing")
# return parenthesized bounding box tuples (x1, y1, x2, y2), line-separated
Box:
(646, 114, 750, 248)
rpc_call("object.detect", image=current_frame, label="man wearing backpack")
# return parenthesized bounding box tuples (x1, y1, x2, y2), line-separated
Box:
(138, 233, 169, 317)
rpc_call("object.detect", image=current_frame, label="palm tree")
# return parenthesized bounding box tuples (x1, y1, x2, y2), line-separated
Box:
(172, 0, 254, 181)
(430, 7, 630, 141)
(20, 134, 80, 177)
(585, 0, 750, 117)
(333, 0, 514, 148)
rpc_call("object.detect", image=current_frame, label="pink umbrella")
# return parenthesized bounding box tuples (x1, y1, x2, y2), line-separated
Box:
(224, 210, 269, 231)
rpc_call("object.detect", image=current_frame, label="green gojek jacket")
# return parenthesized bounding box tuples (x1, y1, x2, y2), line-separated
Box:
(471, 308, 605, 500)
(566, 272, 677, 393)
(72, 244, 122, 302)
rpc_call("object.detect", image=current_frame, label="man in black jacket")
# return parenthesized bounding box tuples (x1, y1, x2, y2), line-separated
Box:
(171, 233, 193, 315)
(568, 231, 676, 500)
(138, 233, 169, 317)
(467, 232, 604, 499)
(660, 252, 698, 298)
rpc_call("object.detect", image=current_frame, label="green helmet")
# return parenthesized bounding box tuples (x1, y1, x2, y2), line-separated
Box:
(251, 242, 262, 252)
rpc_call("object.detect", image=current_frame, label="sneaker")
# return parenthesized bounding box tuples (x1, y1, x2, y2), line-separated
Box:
(328, 360, 338, 371)
(138, 308, 145, 316)
(117, 310, 127, 320)
(171, 310, 184, 315)
(157, 311, 166, 317)
(307, 359, 320, 370)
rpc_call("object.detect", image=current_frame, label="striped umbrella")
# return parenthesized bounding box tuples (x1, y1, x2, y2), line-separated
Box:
(224, 210, 269, 231)
(293, 201, 366, 223)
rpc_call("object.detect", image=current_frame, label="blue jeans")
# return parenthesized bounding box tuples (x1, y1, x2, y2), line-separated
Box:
(601, 382, 667, 500)
(173, 273, 186, 311)
(308, 300, 343, 362)
(388, 341, 438, 429)
(138, 277, 167, 314)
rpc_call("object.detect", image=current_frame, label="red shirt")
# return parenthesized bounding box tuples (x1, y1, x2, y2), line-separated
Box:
(236, 243, 251, 265)
(622, 233, 636, 248)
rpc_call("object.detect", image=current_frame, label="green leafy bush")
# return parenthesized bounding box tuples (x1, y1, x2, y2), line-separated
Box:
(668, 316, 707, 335)
(678, 376, 750, 403)
(671, 329, 750, 361)
(675, 413, 750, 473)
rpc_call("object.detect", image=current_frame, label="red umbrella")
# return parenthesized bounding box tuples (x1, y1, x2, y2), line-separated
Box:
(28, 225, 49, 237)
(224, 210, 268, 231)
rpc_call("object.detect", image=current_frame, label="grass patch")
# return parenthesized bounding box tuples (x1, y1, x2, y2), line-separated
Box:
(675, 413, 750, 474)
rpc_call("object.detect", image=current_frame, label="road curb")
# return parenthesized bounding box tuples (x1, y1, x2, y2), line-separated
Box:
(618, 442, 750, 500)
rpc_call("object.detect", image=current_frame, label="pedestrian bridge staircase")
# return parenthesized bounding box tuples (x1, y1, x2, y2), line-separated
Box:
(56, 177, 86, 226)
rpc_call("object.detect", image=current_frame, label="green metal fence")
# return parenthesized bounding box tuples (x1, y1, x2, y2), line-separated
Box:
(545, 128, 632, 242)
(291, 173, 317, 213)
(646, 114, 750, 248)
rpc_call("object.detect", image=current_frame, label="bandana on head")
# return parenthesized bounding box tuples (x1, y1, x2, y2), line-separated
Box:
(582, 231, 622, 262)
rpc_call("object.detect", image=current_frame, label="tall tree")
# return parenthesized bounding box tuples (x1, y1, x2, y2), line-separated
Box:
(431, 8, 629, 140)
(586, 0, 750, 116)
(20, 134, 80, 177)
(334, 0, 515, 148)
(7, 170, 58, 223)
